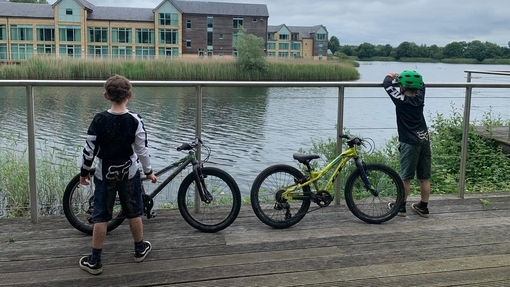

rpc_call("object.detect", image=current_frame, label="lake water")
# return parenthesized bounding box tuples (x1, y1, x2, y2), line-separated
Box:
(1, 61, 509, 195)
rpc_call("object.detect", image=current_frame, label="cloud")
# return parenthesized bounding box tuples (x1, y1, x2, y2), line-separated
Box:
(49, 0, 510, 47)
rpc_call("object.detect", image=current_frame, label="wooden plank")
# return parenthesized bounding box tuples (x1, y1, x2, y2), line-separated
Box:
(1, 193, 510, 286)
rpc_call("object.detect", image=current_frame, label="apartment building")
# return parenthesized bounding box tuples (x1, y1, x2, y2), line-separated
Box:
(0, 0, 269, 61)
(0, 0, 328, 62)
(267, 24, 328, 60)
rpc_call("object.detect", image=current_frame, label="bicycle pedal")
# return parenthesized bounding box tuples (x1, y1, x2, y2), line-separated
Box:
(149, 212, 157, 219)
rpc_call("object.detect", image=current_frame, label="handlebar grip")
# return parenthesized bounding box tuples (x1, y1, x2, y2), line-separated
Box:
(177, 143, 192, 151)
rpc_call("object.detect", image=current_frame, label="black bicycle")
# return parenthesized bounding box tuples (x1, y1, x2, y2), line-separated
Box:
(63, 137, 241, 234)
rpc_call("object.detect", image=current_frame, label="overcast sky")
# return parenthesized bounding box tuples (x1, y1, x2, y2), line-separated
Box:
(49, 0, 510, 47)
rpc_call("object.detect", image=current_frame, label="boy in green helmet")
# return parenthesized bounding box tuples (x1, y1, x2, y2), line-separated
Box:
(383, 70, 431, 218)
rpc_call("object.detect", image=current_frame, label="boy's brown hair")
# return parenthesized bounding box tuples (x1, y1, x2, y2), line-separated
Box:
(104, 74, 132, 103)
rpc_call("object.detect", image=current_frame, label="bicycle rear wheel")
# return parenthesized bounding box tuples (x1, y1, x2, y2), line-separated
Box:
(62, 169, 125, 235)
(250, 164, 311, 229)
(344, 163, 405, 224)
(177, 167, 241, 233)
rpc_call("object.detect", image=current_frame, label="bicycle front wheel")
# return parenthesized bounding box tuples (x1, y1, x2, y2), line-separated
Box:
(344, 163, 405, 224)
(62, 169, 125, 235)
(177, 167, 241, 233)
(250, 164, 311, 229)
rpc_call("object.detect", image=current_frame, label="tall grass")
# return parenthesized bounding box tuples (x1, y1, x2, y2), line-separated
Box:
(0, 133, 79, 218)
(0, 56, 360, 81)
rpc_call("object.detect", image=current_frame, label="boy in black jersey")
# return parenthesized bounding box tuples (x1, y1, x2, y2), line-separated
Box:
(78, 75, 157, 275)
(383, 70, 431, 218)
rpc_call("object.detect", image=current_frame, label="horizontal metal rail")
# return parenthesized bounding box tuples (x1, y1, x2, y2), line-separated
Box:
(1, 80, 510, 223)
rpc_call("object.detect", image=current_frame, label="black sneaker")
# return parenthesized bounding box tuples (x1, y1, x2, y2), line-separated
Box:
(388, 202, 406, 217)
(411, 203, 430, 218)
(134, 241, 152, 263)
(79, 255, 103, 275)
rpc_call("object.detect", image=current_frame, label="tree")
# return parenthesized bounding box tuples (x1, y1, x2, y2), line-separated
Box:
(328, 36, 340, 54)
(443, 41, 465, 58)
(235, 27, 267, 72)
(356, 42, 375, 59)
(9, 0, 48, 3)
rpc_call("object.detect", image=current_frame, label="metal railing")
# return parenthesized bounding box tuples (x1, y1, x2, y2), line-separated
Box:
(1, 79, 510, 223)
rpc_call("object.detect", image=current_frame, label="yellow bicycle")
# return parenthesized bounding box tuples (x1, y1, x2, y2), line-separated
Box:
(250, 134, 405, 228)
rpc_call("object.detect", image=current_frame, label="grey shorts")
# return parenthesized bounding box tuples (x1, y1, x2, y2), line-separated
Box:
(399, 142, 431, 180)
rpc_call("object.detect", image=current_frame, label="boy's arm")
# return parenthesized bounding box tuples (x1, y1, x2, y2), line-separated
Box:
(383, 74, 405, 102)
(81, 119, 99, 177)
(133, 118, 153, 175)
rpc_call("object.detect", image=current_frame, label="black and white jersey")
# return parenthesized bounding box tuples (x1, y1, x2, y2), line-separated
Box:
(81, 109, 152, 181)
(383, 76, 429, 146)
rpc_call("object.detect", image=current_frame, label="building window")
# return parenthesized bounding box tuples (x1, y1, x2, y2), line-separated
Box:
(198, 48, 204, 57)
(291, 33, 299, 41)
(59, 26, 81, 42)
(159, 47, 178, 58)
(11, 44, 34, 60)
(291, 42, 301, 50)
(267, 42, 276, 50)
(186, 39, 191, 48)
(37, 44, 56, 55)
(233, 17, 243, 28)
(292, 52, 300, 58)
(278, 42, 289, 50)
(319, 54, 323, 60)
(266, 51, 275, 57)
(207, 32, 213, 46)
(159, 13, 178, 26)
(112, 28, 132, 43)
(135, 46, 155, 59)
(267, 33, 274, 40)
(0, 44, 7, 60)
(136, 29, 154, 44)
(207, 16, 213, 28)
(112, 46, 132, 59)
(88, 45, 108, 58)
(186, 20, 192, 29)
(207, 48, 213, 57)
(66, 9, 73, 15)
(319, 43, 323, 52)
(59, 44, 81, 58)
(232, 33, 239, 47)
(252, 17, 257, 23)
(316, 33, 327, 41)
(219, 52, 224, 56)
(10, 25, 33, 41)
(279, 33, 289, 40)
(159, 29, 178, 45)
(0, 25, 6, 41)
(232, 50, 238, 57)
(37, 26, 55, 42)
(278, 51, 289, 58)
(219, 34, 224, 39)
(88, 27, 108, 43)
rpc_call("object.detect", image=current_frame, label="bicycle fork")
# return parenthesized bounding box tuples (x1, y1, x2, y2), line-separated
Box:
(354, 158, 379, 196)
(193, 164, 213, 204)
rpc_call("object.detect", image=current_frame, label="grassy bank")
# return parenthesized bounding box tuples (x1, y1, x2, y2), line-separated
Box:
(0, 57, 360, 81)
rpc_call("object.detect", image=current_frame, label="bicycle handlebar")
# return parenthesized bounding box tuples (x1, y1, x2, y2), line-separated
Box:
(339, 134, 364, 148)
(176, 137, 203, 151)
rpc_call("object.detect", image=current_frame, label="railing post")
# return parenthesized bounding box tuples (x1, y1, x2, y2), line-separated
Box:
(458, 73, 473, 199)
(194, 85, 203, 212)
(335, 85, 345, 205)
(26, 85, 38, 222)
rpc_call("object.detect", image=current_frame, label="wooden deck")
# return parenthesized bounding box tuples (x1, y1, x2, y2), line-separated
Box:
(2, 193, 510, 287)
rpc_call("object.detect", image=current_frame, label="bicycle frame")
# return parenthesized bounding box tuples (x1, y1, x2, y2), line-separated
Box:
(282, 145, 362, 200)
(142, 153, 196, 199)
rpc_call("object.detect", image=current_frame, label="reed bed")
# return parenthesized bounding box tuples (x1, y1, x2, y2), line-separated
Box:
(0, 56, 360, 81)
(0, 133, 79, 218)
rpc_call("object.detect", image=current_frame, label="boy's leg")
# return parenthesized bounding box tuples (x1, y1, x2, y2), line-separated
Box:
(419, 179, 431, 203)
(129, 217, 143, 243)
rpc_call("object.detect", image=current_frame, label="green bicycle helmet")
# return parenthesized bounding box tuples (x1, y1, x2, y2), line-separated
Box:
(396, 70, 423, 89)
